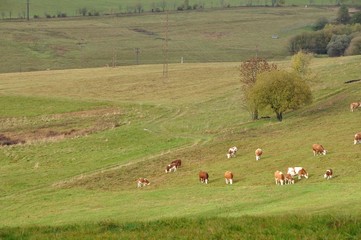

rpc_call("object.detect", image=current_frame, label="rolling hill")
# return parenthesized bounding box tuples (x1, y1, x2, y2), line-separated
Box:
(0, 54, 361, 238)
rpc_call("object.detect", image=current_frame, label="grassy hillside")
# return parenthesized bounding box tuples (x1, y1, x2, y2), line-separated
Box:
(1, 0, 357, 19)
(1, 55, 361, 238)
(0, 7, 336, 73)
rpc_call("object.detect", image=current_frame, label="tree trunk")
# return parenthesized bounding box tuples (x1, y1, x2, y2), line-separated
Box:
(252, 109, 259, 120)
(276, 112, 283, 121)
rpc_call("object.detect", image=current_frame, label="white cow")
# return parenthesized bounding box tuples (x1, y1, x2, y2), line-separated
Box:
(226, 146, 238, 159)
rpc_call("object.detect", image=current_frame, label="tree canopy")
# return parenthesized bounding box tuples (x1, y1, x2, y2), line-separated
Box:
(250, 70, 312, 121)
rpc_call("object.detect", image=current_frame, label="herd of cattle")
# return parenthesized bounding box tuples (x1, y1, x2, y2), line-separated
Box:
(136, 102, 361, 188)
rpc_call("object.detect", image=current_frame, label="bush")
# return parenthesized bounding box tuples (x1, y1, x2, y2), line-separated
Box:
(351, 11, 361, 24)
(345, 35, 361, 55)
(326, 34, 351, 57)
(312, 17, 328, 31)
(288, 31, 331, 54)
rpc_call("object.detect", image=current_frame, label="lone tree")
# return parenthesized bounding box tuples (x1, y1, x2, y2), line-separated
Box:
(250, 70, 312, 121)
(240, 57, 277, 120)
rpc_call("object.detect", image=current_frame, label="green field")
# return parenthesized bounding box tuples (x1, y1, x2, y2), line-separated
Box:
(1, 55, 361, 238)
(0, 6, 337, 73)
(1, 3, 361, 239)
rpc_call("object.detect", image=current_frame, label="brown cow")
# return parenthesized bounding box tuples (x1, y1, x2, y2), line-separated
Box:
(350, 102, 361, 112)
(287, 167, 309, 179)
(199, 171, 209, 184)
(354, 133, 361, 145)
(255, 148, 263, 161)
(284, 173, 294, 184)
(137, 178, 150, 188)
(324, 169, 333, 180)
(171, 159, 182, 167)
(312, 144, 327, 156)
(224, 171, 234, 185)
(274, 170, 285, 185)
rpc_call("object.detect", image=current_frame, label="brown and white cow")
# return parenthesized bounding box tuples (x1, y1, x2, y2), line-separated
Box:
(312, 144, 327, 156)
(324, 169, 333, 180)
(284, 173, 295, 184)
(226, 146, 238, 159)
(350, 102, 361, 112)
(199, 171, 209, 184)
(224, 171, 233, 185)
(287, 167, 309, 179)
(354, 133, 361, 145)
(137, 178, 150, 188)
(255, 148, 263, 161)
(274, 170, 285, 185)
(165, 163, 178, 173)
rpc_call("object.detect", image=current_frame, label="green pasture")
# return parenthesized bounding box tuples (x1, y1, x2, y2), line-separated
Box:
(0, 6, 337, 73)
(1, 55, 361, 238)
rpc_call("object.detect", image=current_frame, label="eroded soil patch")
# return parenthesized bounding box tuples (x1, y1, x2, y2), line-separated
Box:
(0, 107, 123, 146)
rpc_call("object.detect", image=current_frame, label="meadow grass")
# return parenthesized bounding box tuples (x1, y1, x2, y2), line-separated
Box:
(1, 55, 361, 238)
(0, 6, 336, 73)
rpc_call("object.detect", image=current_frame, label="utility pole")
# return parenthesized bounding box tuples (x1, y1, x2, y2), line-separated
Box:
(26, 0, 30, 20)
(134, 48, 140, 64)
(162, 10, 169, 81)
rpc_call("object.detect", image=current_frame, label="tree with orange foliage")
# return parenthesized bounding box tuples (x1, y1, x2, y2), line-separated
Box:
(239, 57, 277, 120)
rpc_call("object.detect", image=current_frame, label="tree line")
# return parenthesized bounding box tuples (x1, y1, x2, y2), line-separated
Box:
(289, 5, 361, 57)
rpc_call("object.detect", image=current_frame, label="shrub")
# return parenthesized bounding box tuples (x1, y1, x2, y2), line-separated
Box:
(351, 11, 361, 24)
(345, 35, 361, 55)
(312, 17, 329, 31)
(288, 31, 331, 54)
(326, 34, 351, 57)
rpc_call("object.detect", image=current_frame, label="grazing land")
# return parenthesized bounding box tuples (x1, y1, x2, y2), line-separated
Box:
(1, 3, 361, 239)
(1, 55, 361, 238)
(0, 6, 336, 73)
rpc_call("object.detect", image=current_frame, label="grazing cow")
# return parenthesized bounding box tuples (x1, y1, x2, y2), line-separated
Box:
(312, 144, 327, 156)
(354, 133, 361, 145)
(137, 178, 150, 188)
(350, 102, 361, 112)
(255, 148, 263, 161)
(287, 167, 309, 179)
(199, 171, 209, 184)
(226, 146, 238, 159)
(171, 159, 182, 167)
(284, 173, 294, 184)
(224, 171, 234, 185)
(165, 162, 178, 173)
(274, 170, 285, 185)
(324, 169, 333, 180)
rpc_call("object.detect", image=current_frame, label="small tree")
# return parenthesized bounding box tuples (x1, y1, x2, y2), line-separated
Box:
(250, 70, 312, 121)
(240, 57, 277, 120)
(336, 4, 350, 24)
(291, 50, 313, 80)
